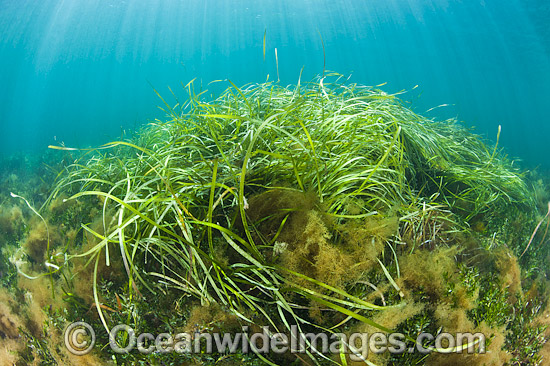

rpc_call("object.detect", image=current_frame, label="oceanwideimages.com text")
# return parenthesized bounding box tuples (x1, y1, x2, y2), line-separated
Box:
(65, 322, 486, 360)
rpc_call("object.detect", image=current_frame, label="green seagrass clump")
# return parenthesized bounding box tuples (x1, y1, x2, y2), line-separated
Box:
(36, 73, 540, 365)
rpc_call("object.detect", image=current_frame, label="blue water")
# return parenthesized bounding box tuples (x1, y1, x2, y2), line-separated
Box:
(1, 0, 549, 169)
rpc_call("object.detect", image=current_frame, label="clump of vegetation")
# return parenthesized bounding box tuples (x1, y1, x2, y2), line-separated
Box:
(2, 73, 550, 365)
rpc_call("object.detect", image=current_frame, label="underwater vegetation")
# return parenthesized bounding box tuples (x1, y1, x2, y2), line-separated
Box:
(1, 73, 550, 365)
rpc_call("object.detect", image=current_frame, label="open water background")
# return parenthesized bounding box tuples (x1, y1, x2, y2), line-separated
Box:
(0, 0, 548, 168)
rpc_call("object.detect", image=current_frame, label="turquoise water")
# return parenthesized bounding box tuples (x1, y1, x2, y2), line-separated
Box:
(1, 0, 548, 168)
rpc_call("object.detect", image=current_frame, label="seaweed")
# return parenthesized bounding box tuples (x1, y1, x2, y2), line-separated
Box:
(3, 73, 547, 365)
